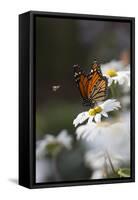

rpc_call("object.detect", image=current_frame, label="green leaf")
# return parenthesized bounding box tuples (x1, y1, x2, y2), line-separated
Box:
(117, 168, 130, 177)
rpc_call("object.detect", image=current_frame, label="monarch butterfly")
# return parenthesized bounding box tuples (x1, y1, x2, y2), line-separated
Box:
(73, 61, 108, 108)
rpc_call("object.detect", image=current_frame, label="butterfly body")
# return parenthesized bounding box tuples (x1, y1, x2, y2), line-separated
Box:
(73, 61, 108, 108)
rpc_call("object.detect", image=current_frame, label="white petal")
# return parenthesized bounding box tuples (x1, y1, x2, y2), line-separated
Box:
(82, 128, 92, 140)
(73, 112, 89, 127)
(112, 71, 130, 87)
(88, 116, 94, 124)
(86, 128, 98, 142)
(76, 125, 91, 140)
(117, 74, 125, 85)
(94, 113, 101, 123)
(76, 122, 96, 140)
(104, 75, 113, 86)
(76, 125, 86, 139)
(57, 130, 72, 149)
(101, 111, 108, 118)
(101, 99, 121, 113)
(113, 78, 117, 84)
(101, 60, 124, 72)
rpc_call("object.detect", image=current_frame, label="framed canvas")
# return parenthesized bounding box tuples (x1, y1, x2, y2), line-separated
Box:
(19, 11, 135, 189)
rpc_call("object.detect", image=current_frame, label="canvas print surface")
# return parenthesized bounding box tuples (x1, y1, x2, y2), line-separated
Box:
(35, 16, 131, 183)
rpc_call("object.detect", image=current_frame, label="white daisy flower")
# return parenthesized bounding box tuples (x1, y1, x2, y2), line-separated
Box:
(73, 99, 121, 127)
(83, 120, 130, 179)
(104, 69, 130, 87)
(101, 60, 129, 72)
(86, 148, 130, 179)
(36, 130, 72, 158)
(76, 120, 129, 143)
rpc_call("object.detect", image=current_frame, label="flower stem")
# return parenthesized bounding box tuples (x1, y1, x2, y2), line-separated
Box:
(110, 83, 116, 98)
(51, 156, 61, 181)
(105, 150, 116, 174)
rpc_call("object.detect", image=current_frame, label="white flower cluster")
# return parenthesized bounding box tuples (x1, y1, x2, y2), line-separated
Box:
(73, 99, 121, 127)
(85, 119, 130, 179)
(101, 60, 130, 72)
(105, 70, 130, 87)
(36, 130, 72, 158)
(73, 99, 121, 142)
(100, 60, 130, 87)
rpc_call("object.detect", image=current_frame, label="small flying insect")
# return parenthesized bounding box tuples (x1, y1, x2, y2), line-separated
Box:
(52, 85, 61, 92)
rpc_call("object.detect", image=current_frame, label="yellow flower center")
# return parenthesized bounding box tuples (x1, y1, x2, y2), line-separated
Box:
(105, 69, 117, 77)
(88, 108, 96, 116)
(88, 106, 102, 116)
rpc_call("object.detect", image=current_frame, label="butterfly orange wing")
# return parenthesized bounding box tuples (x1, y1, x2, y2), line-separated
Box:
(73, 64, 89, 100)
(73, 62, 108, 107)
(87, 63, 108, 103)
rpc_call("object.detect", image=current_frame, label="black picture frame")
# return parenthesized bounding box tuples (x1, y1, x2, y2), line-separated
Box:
(19, 10, 135, 189)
